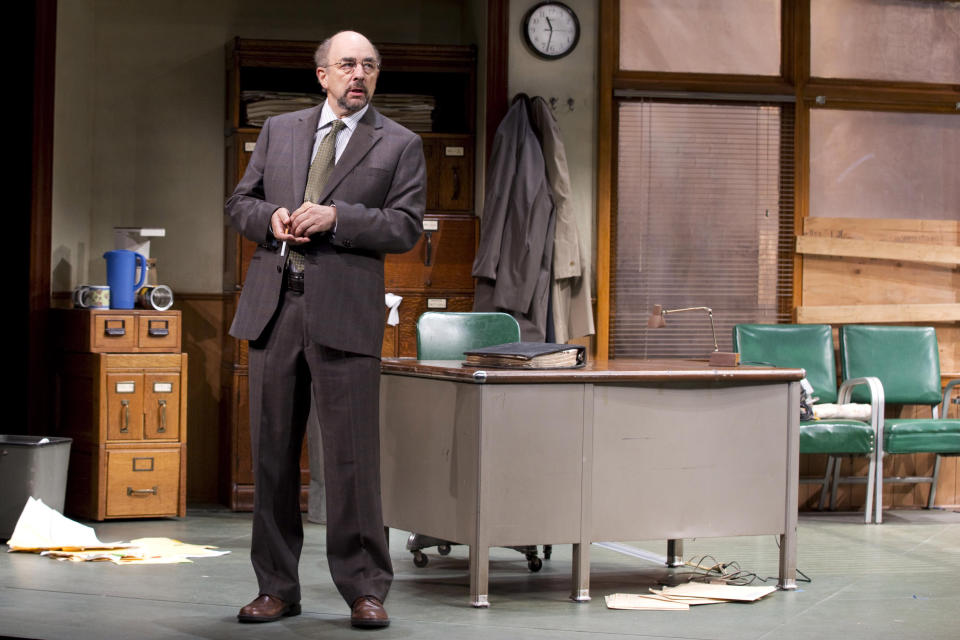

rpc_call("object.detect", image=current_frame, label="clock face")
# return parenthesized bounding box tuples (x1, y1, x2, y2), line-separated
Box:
(523, 2, 580, 60)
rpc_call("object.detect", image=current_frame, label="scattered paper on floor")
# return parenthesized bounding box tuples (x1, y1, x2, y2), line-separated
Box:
(5, 497, 127, 551)
(43, 537, 229, 565)
(606, 581, 777, 611)
(656, 581, 777, 602)
(605, 593, 690, 610)
(5, 497, 229, 564)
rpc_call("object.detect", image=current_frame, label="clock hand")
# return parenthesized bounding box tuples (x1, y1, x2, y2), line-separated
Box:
(546, 16, 554, 32)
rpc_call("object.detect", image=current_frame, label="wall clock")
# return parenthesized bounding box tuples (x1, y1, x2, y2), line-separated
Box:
(522, 1, 581, 60)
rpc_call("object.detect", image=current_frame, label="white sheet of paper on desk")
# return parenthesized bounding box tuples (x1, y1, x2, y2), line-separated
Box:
(5, 497, 126, 551)
(604, 593, 689, 610)
(656, 581, 777, 602)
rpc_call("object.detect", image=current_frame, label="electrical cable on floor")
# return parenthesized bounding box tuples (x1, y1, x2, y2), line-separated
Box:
(670, 551, 811, 588)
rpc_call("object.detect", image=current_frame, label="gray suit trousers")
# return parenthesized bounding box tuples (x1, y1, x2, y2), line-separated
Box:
(248, 287, 392, 606)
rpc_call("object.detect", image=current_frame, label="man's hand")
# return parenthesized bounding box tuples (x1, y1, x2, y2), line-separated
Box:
(288, 202, 337, 239)
(270, 207, 310, 246)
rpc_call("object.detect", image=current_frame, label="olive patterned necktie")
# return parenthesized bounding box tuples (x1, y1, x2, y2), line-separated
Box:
(287, 118, 346, 273)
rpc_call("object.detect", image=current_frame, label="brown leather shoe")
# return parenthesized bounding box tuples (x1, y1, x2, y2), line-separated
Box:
(237, 594, 301, 623)
(351, 595, 390, 628)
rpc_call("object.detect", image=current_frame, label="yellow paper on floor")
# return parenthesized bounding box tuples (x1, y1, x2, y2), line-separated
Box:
(43, 537, 229, 564)
(657, 581, 777, 602)
(605, 593, 690, 610)
(6, 498, 229, 565)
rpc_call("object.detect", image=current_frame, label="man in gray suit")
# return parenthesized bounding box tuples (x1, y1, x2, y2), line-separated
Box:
(227, 30, 425, 628)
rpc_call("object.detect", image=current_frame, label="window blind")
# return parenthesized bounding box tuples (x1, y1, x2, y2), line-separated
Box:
(611, 100, 795, 359)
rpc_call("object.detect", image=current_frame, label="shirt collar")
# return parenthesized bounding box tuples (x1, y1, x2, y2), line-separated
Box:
(318, 101, 369, 134)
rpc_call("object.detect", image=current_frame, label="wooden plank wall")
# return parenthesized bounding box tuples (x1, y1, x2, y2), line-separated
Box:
(798, 217, 960, 510)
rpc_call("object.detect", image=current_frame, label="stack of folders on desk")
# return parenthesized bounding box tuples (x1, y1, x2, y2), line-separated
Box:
(463, 342, 586, 369)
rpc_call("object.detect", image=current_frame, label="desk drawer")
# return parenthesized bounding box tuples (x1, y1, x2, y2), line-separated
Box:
(105, 448, 180, 517)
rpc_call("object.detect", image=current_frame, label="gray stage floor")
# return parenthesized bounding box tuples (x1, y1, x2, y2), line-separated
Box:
(2, 507, 960, 639)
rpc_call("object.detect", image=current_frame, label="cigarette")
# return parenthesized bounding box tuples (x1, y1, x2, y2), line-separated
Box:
(279, 223, 290, 257)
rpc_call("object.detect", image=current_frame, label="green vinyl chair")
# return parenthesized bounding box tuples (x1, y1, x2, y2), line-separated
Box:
(839, 325, 960, 524)
(416, 311, 522, 360)
(733, 324, 882, 523)
(407, 312, 550, 570)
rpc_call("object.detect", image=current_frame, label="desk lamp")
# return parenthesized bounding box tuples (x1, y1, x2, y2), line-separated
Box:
(647, 304, 740, 366)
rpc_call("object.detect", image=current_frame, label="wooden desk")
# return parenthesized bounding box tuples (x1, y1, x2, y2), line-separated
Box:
(379, 359, 804, 607)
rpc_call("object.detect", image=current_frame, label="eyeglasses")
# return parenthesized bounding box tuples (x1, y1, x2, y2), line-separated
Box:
(326, 58, 380, 75)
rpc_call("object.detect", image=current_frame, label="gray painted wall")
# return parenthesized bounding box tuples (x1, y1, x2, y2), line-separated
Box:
(507, 0, 597, 295)
(52, 0, 482, 294)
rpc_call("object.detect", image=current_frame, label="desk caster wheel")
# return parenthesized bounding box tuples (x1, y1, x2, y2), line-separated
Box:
(543, 545, 552, 560)
(438, 544, 451, 556)
(413, 551, 428, 568)
(527, 556, 543, 572)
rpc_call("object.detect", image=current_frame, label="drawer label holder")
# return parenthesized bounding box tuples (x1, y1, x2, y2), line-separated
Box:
(132, 457, 155, 472)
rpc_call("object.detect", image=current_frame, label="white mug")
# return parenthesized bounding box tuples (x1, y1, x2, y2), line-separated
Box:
(73, 285, 110, 310)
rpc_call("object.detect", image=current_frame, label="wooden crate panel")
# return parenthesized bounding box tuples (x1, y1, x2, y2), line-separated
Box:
(802, 256, 958, 306)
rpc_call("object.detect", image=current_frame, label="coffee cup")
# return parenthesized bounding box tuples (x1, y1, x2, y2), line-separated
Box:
(73, 285, 110, 309)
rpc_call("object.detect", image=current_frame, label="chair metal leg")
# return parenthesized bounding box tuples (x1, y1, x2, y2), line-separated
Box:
(864, 450, 876, 524)
(927, 454, 942, 509)
(818, 457, 834, 511)
(875, 452, 885, 524)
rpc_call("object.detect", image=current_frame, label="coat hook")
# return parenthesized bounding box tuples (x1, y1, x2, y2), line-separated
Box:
(549, 96, 559, 111)
(567, 97, 575, 112)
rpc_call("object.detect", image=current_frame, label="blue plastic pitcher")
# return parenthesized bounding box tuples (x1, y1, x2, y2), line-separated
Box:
(103, 250, 147, 309)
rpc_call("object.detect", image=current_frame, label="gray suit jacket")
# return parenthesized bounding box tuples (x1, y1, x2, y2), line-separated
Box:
(472, 99, 555, 341)
(226, 105, 426, 357)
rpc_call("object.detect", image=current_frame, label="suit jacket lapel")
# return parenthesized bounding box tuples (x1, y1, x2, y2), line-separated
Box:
(319, 107, 384, 202)
(293, 105, 323, 203)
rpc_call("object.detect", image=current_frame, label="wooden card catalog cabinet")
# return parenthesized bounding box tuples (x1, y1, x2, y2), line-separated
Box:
(53, 309, 187, 521)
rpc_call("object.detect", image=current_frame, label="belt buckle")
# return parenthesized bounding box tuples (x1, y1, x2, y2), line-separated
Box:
(285, 270, 304, 294)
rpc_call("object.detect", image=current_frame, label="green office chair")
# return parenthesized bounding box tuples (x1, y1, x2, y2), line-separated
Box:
(416, 311, 522, 360)
(733, 324, 882, 523)
(839, 325, 960, 524)
(407, 311, 550, 570)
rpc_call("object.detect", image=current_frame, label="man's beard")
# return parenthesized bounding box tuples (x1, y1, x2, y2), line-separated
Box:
(337, 85, 369, 113)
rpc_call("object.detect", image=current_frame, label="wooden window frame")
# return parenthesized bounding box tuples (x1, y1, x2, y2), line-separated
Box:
(597, 0, 960, 358)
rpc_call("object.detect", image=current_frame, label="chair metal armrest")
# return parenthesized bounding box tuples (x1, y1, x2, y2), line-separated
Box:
(838, 376, 885, 437)
(941, 379, 960, 420)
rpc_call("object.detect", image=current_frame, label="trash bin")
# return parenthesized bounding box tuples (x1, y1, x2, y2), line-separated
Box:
(0, 435, 72, 540)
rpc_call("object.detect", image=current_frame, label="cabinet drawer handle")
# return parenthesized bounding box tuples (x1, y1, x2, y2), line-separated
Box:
(104, 319, 126, 337)
(423, 231, 433, 267)
(158, 399, 167, 433)
(148, 319, 170, 337)
(120, 400, 130, 433)
(127, 486, 158, 496)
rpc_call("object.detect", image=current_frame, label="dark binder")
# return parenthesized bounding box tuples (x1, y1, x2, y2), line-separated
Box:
(462, 342, 587, 369)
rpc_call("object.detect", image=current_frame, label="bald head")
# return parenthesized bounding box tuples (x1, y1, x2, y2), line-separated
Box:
(314, 31, 381, 68)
